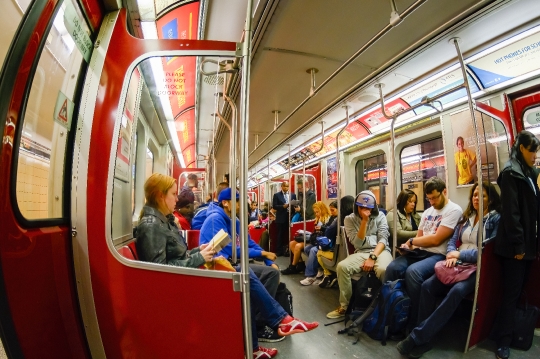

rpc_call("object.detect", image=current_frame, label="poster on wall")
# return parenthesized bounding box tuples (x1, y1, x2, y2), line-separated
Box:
(327, 157, 338, 199)
(450, 110, 499, 186)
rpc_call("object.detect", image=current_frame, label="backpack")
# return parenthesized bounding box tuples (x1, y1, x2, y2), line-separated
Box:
(345, 272, 382, 325)
(275, 282, 293, 316)
(362, 280, 410, 345)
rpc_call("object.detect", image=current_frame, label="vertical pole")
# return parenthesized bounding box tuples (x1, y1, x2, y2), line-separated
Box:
(453, 37, 483, 353)
(287, 144, 292, 248)
(335, 106, 351, 251)
(239, 0, 254, 356)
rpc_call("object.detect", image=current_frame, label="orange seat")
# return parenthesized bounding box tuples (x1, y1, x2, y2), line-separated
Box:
(186, 230, 200, 250)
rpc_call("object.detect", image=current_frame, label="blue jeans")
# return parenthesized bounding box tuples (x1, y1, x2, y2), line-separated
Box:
(410, 272, 476, 345)
(239, 267, 288, 348)
(384, 253, 445, 328)
(304, 245, 319, 277)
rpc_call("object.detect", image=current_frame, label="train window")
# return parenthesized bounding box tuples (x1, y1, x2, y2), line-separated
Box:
(145, 147, 154, 179)
(355, 154, 387, 209)
(400, 139, 445, 211)
(14, 0, 91, 220)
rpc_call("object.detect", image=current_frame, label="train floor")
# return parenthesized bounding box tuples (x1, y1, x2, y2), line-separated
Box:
(272, 256, 540, 359)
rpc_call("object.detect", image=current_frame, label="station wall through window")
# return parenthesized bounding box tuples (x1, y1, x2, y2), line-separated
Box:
(14, 0, 91, 221)
(355, 154, 387, 209)
(400, 138, 445, 211)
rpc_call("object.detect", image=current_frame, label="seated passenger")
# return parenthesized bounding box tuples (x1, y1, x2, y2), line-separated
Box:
(299, 201, 337, 285)
(327, 190, 392, 319)
(317, 195, 355, 288)
(281, 201, 332, 275)
(385, 189, 421, 247)
(135, 174, 318, 358)
(192, 181, 229, 229)
(173, 187, 195, 230)
(199, 188, 279, 270)
(384, 176, 462, 330)
(397, 182, 501, 358)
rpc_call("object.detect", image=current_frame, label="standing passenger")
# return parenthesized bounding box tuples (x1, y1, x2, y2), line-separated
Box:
(385, 189, 421, 247)
(326, 190, 392, 319)
(492, 131, 540, 359)
(272, 182, 296, 256)
(295, 178, 316, 221)
(384, 177, 462, 330)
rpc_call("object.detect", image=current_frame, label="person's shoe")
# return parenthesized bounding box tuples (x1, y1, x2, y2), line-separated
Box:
(326, 306, 346, 319)
(277, 316, 319, 336)
(318, 275, 335, 288)
(408, 342, 433, 358)
(257, 326, 285, 343)
(280, 264, 299, 275)
(496, 346, 510, 359)
(329, 276, 339, 288)
(396, 335, 416, 356)
(253, 346, 278, 359)
(300, 277, 316, 286)
(316, 269, 324, 279)
(296, 262, 306, 272)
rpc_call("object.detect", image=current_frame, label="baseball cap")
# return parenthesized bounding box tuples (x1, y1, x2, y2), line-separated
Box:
(217, 187, 239, 202)
(355, 190, 376, 209)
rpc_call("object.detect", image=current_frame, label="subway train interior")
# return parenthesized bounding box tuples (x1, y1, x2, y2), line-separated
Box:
(1, 0, 540, 358)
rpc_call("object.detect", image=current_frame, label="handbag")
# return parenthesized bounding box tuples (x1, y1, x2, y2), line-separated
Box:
(434, 260, 477, 285)
(511, 293, 540, 350)
(315, 236, 333, 251)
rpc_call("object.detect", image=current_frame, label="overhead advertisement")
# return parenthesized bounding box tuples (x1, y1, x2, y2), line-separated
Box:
(157, 1, 199, 167)
(468, 30, 540, 88)
(400, 69, 479, 114)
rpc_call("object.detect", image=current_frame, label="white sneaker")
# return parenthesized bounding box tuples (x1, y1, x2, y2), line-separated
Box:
(316, 269, 324, 279)
(300, 277, 316, 286)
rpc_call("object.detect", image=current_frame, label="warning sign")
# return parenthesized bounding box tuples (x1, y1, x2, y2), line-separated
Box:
(53, 91, 74, 129)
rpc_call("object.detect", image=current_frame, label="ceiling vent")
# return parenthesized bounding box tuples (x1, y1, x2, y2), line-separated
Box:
(203, 74, 224, 86)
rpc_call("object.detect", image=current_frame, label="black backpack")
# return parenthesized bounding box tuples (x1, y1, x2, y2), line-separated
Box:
(275, 282, 293, 316)
(345, 272, 381, 325)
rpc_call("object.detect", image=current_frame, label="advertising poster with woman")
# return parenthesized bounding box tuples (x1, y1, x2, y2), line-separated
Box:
(449, 110, 499, 186)
(327, 157, 337, 198)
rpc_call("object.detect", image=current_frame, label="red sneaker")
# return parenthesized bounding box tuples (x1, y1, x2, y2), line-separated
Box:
(277, 316, 319, 336)
(253, 346, 278, 359)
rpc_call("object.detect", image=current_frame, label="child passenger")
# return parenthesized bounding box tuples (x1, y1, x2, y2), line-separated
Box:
(397, 182, 501, 358)
(135, 174, 318, 359)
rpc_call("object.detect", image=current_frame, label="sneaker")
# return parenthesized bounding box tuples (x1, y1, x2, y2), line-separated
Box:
(396, 335, 416, 356)
(300, 277, 316, 286)
(408, 343, 433, 358)
(257, 326, 285, 343)
(296, 262, 306, 272)
(253, 346, 278, 359)
(280, 265, 299, 275)
(313, 279, 323, 286)
(329, 276, 339, 288)
(277, 316, 319, 336)
(496, 347, 509, 359)
(326, 306, 346, 319)
(316, 269, 324, 279)
(318, 275, 336, 288)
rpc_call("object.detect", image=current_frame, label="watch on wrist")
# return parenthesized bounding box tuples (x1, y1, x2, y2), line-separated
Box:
(369, 253, 378, 261)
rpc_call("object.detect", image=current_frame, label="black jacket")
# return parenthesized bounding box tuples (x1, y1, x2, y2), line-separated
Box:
(495, 159, 540, 260)
(272, 191, 297, 224)
(135, 206, 205, 267)
(297, 189, 316, 220)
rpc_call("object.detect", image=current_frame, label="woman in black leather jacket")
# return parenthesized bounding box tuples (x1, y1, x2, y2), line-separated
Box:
(493, 130, 540, 359)
(135, 173, 215, 267)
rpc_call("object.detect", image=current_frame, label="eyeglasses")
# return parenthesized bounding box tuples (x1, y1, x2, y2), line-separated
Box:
(425, 193, 442, 202)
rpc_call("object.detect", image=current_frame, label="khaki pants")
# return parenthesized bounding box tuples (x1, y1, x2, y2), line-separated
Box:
(316, 250, 334, 276)
(337, 251, 393, 309)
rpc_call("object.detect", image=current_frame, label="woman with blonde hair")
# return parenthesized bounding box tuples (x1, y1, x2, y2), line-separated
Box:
(281, 201, 332, 275)
(136, 174, 318, 358)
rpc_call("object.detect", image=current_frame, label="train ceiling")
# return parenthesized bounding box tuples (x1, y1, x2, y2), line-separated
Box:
(117, 0, 540, 177)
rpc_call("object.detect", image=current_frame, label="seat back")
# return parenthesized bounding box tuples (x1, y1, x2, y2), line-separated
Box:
(186, 230, 201, 250)
(118, 245, 136, 260)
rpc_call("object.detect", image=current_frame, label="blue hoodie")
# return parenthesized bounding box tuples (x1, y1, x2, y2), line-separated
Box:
(199, 202, 273, 266)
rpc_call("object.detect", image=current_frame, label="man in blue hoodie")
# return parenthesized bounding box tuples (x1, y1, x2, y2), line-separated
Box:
(191, 181, 229, 230)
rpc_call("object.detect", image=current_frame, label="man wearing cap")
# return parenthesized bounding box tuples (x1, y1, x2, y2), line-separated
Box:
(173, 188, 195, 230)
(191, 181, 229, 229)
(386, 176, 462, 332)
(326, 190, 392, 319)
(272, 182, 297, 256)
